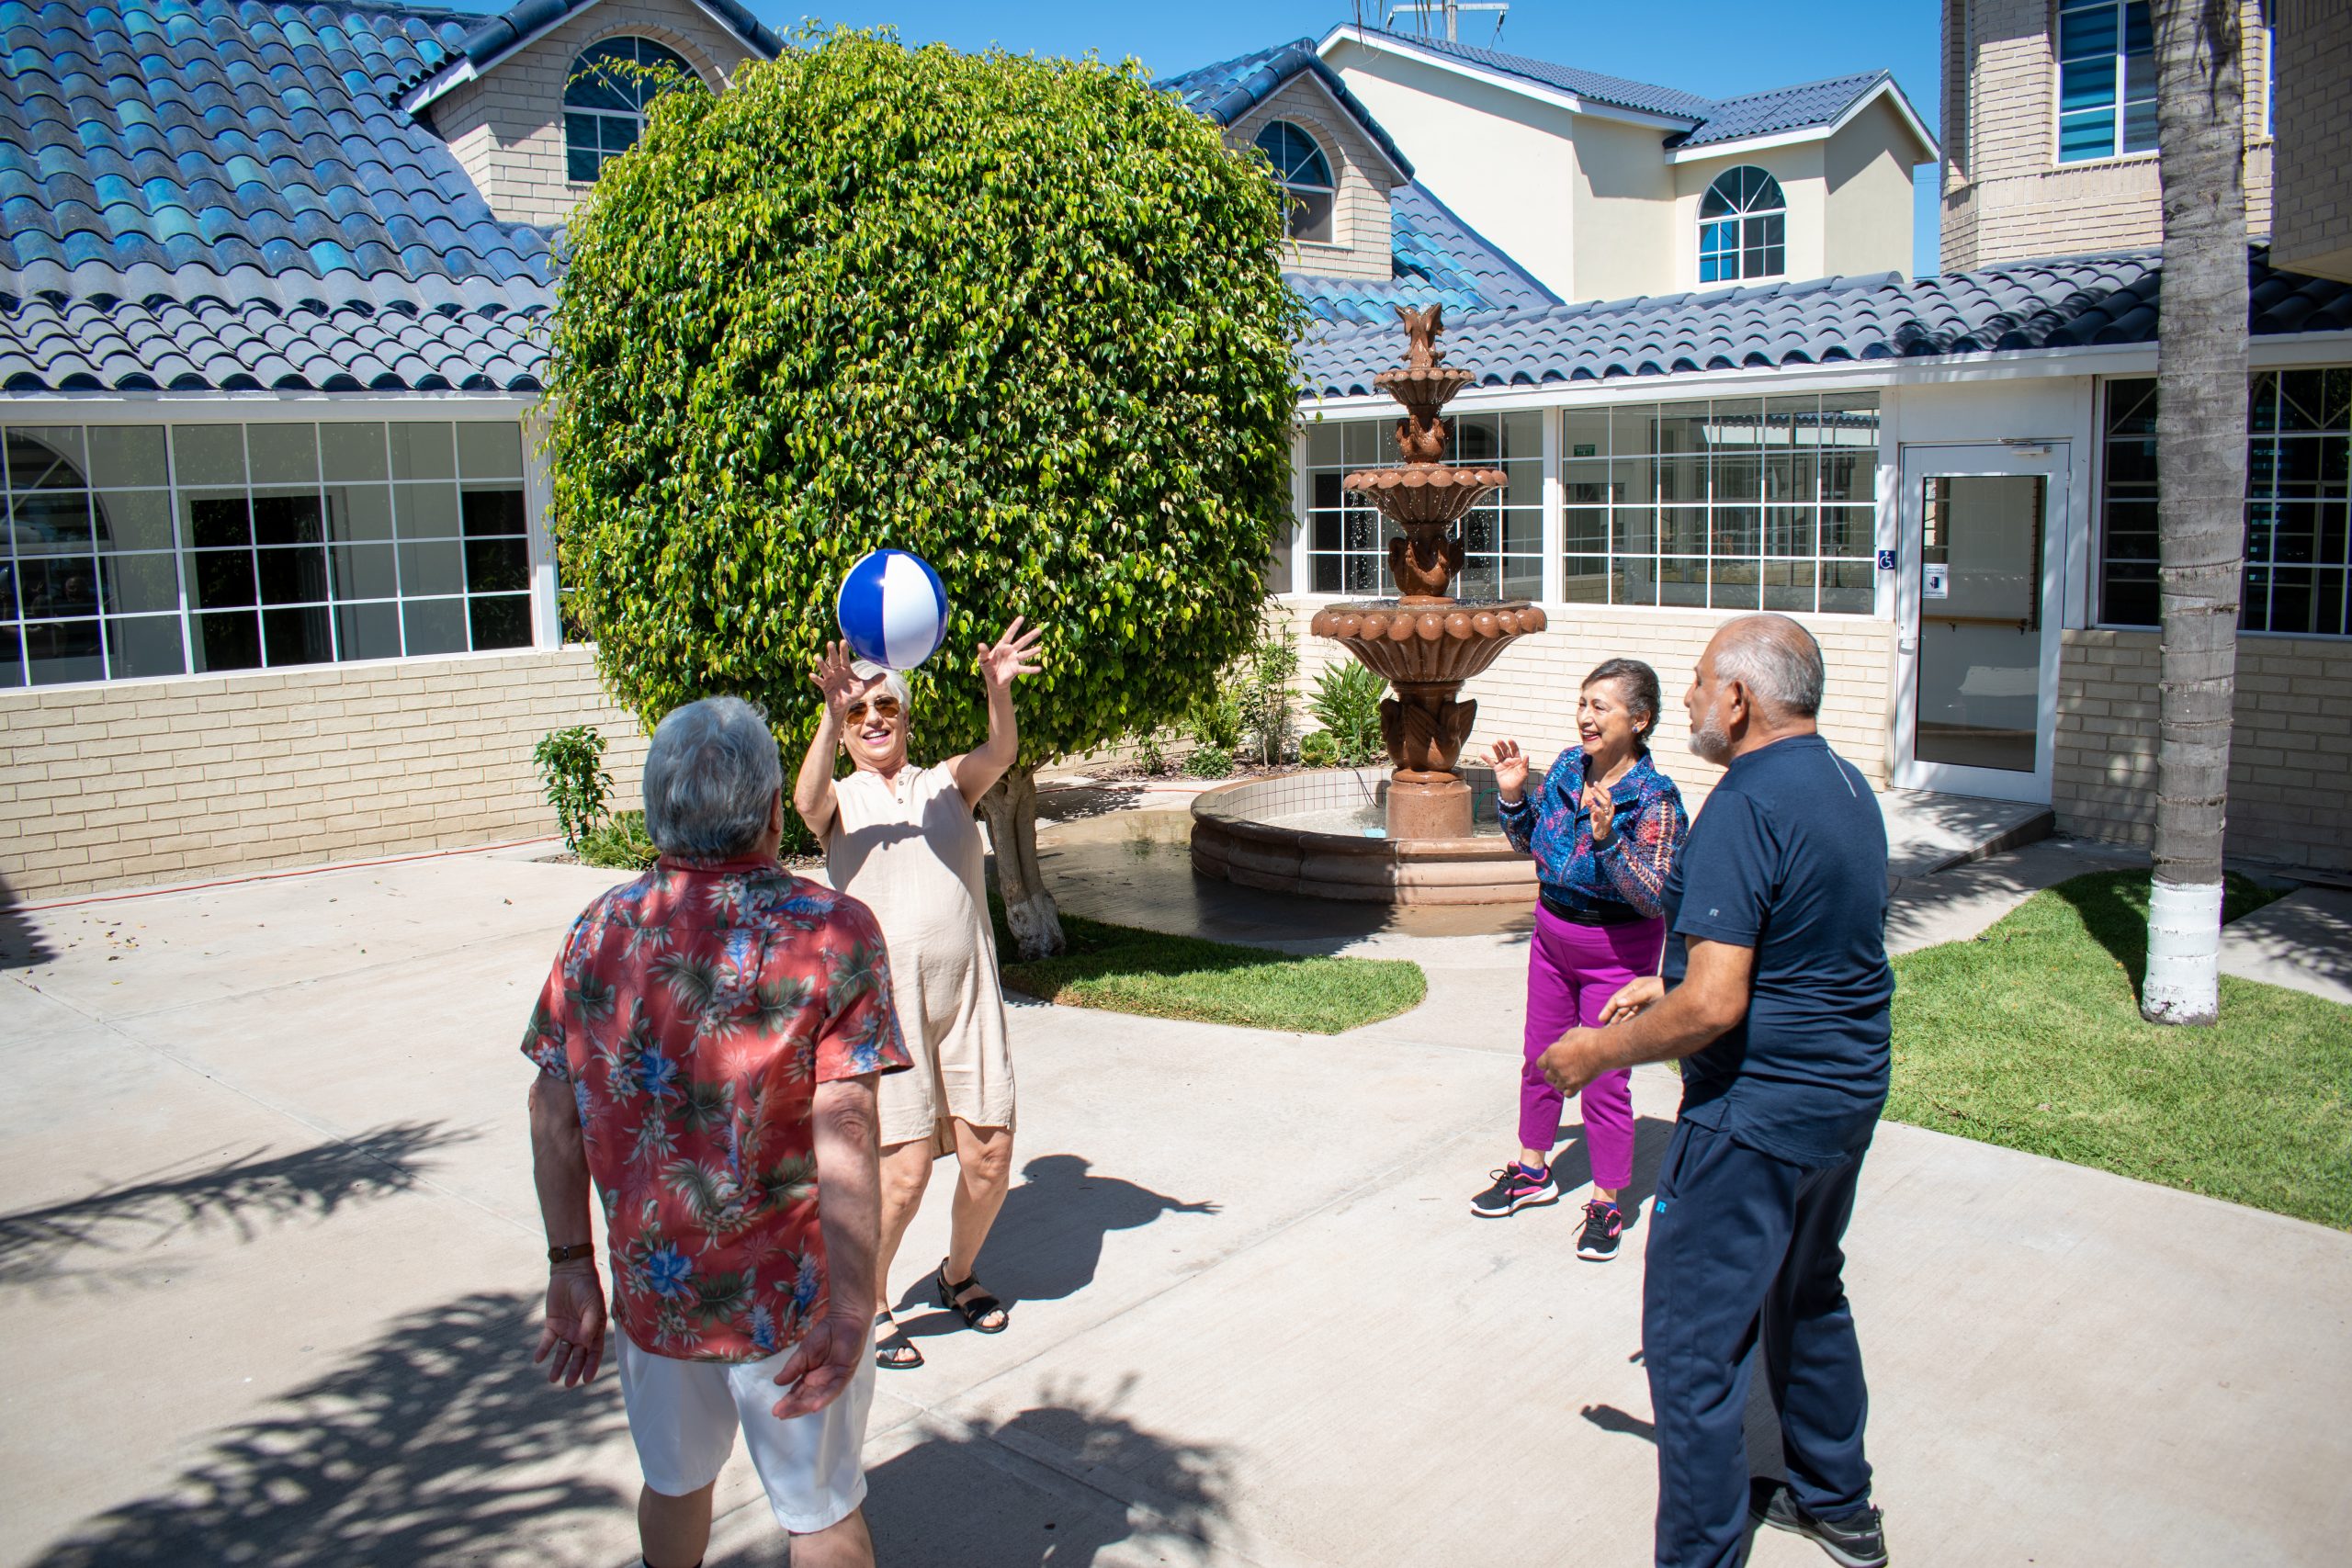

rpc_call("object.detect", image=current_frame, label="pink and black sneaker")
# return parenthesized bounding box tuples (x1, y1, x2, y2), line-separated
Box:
(1575, 1200, 1624, 1259)
(1471, 1161, 1556, 1217)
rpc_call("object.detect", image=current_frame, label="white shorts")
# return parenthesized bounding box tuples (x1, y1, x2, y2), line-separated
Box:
(616, 1328, 876, 1534)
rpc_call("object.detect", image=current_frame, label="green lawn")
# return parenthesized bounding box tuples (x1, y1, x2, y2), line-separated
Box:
(993, 908, 1427, 1035)
(1888, 871, 2352, 1229)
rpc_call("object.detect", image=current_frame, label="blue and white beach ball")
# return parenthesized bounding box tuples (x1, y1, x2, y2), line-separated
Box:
(835, 548, 951, 671)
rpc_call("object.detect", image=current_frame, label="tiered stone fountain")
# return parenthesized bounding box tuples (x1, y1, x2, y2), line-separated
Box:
(1189, 304, 1546, 905)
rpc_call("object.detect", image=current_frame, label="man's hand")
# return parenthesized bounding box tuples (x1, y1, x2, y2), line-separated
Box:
(1537, 1026, 1610, 1097)
(1488, 739, 1530, 802)
(811, 639, 862, 718)
(1600, 976, 1665, 1024)
(978, 617, 1046, 694)
(533, 1263, 607, 1388)
(771, 1312, 866, 1418)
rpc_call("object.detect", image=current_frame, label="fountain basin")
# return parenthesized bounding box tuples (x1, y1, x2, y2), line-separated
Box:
(1340, 466, 1511, 524)
(1189, 766, 1538, 906)
(1308, 599, 1546, 686)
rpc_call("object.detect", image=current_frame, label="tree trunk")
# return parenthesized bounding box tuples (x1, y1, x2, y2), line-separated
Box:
(978, 763, 1066, 960)
(2143, 0, 2248, 1026)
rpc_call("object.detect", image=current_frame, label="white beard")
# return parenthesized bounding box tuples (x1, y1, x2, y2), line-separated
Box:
(1690, 712, 1733, 765)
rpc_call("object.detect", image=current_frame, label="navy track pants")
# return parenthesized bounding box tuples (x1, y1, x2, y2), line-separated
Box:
(1642, 1119, 1875, 1568)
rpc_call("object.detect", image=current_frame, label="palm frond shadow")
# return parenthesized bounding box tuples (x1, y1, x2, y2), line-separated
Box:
(0, 1121, 473, 1291)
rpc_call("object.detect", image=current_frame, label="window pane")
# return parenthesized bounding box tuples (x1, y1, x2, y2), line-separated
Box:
(252, 491, 325, 546)
(1560, 556, 1609, 604)
(1612, 557, 1658, 606)
(94, 490, 174, 552)
(2059, 5, 2119, 61)
(1712, 504, 1760, 555)
(398, 540, 466, 596)
(103, 551, 181, 615)
(263, 604, 334, 667)
(320, 423, 388, 482)
(1662, 506, 1708, 554)
(394, 482, 461, 538)
(332, 542, 400, 601)
(10, 491, 94, 553)
(191, 549, 256, 609)
(172, 424, 246, 486)
(258, 547, 329, 606)
(1563, 409, 1609, 459)
(1765, 505, 1815, 557)
(105, 615, 185, 679)
(1613, 506, 1657, 553)
(1563, 509, 1608, 553)
(185, 491, 252, 549)
(1659, 558, 1708, 607)
(5, 427, 88, 489)
(1711, 558, 1761, 610)
(457, 423, 525, 479)
(247, 423, 320, 485)
(193, 610, 262, 671)
(602, 113, 641, 155)
(335, 601, 402, 661)
(387, 423, 456, 481)
(2060, 108, 2118, 162)
(21, 556, 100, 618)
(86, 426, 168, 487)
(25, 619, 103, 684)
(569, 142, 604, 184)
(0, 624, 22, 687)
(469, 593, 533, 651)
(326, 483, 394, 542)
(1763, 560, 1815, 613)
(461, 486, 526, 536)
(1713, 457, 1761, 503)
(2059, 53, 2118, 113)
(465, 536, 529, 593)
(402, 596, 468, 656)
(1819, 559, 1875, 614)
(1822, 507, 1876, 557)
(2121, 97, 2157, 154)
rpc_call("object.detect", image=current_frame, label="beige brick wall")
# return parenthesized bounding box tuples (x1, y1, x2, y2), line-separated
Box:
(429, 0, 756, 228)
(2270, 0, 2352, 282)
(1277, 600, 1895, 812)
(1228, 81, 1399, 284)
(1942, 0, 2275, 271)
(2053, 629, 2352, 871)
(1, 649, 647, 901)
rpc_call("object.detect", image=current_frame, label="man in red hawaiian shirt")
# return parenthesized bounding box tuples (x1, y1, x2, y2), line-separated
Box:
(523, 696, 910, 1568)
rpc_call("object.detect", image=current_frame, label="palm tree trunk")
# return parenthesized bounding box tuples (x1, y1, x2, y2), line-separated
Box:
(979, 763, 1066, 960)
(2143, 0, 2248, 1026)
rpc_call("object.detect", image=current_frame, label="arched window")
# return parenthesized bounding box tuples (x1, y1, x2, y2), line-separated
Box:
(1255, 121, 1336, 243)
(1698, 166, 1786, 284)
(564, 38, 695, 183)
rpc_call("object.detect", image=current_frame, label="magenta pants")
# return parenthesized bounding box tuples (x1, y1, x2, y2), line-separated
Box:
(1521, 906, 1667, 1190)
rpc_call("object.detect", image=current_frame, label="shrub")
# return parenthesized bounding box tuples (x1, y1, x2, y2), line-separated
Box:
(1239, 621, 1300, 767)
(1185, 747, 1233, 778)
(1309, 661, 1386, 767)
(533, 725, 613, 852)
(577, 809, 660, 870)
(1186, 687, 1246, 754)
(1132, 727, 1170, 776)
(544, 28, 1305, 958)
(1298, 729, 1339, 768)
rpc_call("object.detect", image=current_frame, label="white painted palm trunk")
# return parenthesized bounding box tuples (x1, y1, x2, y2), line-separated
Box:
(2142, 877, 2222, 1025)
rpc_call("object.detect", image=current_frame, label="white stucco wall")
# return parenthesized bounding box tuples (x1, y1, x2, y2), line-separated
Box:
(1568, 116, 1676, 303)
(1825, 96, 1923, 279)
(1327, 40, 1579, 298)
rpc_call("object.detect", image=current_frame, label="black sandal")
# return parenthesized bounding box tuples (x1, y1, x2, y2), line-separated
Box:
(874, 1309, 923, 1369)
(934, 1258, 1009, 1333)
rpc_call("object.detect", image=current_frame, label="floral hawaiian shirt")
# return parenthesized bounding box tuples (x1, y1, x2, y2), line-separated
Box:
(521, 855, 910, 1363)
(1496, 749, 1689, 919)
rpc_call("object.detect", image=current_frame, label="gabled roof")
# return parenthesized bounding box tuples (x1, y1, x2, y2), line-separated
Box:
(1159, 38, 1415, 183)
(0, 0, 555, 392)
(1296, 250, 2352, 398)
(1318, 26, 1936, 162)
(1288, 180, 1559, 327)
(402, 0, 783, 114)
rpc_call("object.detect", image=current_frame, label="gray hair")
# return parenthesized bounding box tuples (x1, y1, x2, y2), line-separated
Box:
(1712, 614, 1825, 719)
(641, 696, 783, 858)
(848, 660, 911, 710)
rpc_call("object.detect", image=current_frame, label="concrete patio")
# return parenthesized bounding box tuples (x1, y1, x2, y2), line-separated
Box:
(3, 833, 2347, 1567)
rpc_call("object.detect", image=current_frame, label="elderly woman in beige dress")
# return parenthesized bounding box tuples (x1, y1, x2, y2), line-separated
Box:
(794, 618, 1045, 1371)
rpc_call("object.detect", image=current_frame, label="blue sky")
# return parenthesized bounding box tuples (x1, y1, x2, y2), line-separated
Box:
(463, 1, 1948, 273)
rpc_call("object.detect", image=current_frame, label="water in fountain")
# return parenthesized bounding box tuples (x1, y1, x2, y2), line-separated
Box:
(1308, 303, 1547, 841)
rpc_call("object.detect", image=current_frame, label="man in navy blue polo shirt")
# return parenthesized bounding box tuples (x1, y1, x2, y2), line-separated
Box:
(1540, 613, 1893, 1568)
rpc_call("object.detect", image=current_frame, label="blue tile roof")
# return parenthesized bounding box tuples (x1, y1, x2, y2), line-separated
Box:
(0, 0, 555, 392)
(1329, 27, 1905, 152)
(1295, 250, 2352, 397)
(1288, 179, 1559, 327)
(1159, 38, 1415, 181)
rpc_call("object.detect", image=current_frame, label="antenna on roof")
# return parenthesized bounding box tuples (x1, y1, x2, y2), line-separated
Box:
(1383, 1, 1508, 43)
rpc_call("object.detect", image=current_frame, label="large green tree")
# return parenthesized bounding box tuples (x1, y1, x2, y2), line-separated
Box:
(547, 30, 1305, 956)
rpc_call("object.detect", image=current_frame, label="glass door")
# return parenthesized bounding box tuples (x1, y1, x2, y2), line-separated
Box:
(1894, 445, 2068, 802)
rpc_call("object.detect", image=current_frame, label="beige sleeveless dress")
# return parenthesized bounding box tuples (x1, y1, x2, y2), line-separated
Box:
(825, 763, 1015, 1146)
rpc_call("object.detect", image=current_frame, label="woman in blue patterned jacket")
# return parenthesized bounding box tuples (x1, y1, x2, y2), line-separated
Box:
(1476, 658, 1689, 1261)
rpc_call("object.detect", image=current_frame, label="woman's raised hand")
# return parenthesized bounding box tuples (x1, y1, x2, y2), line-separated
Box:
(1583, 779, 1616, 844)
(811, 639, 861, 718)
(978, 617, 1046, 694)
(1599, 976, 1665, 1024)
(1488, 738, 1530, 801)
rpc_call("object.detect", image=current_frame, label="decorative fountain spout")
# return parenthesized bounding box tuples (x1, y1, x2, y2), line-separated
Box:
(1309, 304, 1547, 840)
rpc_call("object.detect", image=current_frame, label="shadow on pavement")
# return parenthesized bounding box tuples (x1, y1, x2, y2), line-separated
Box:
(0, 1122, 472, 1292)
(28, 1289, 628, 1566)
(860, 1381, 1234, 1568)
(0, 872, 55, 969)
(891, 1155, 1219, 1324)
(1548, 1114, 1678, 1229)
